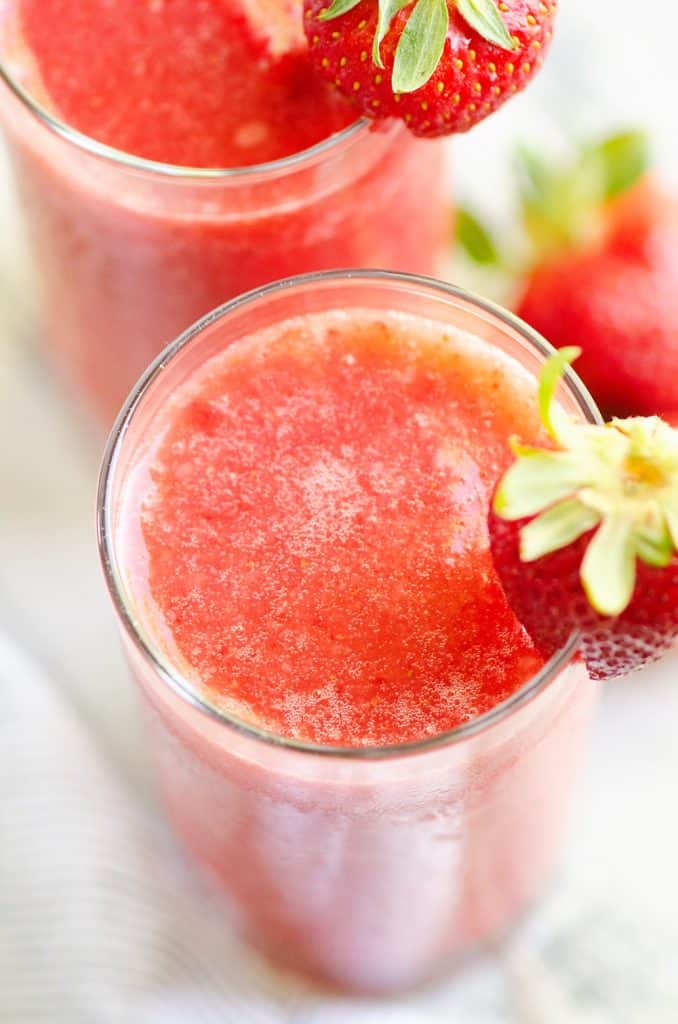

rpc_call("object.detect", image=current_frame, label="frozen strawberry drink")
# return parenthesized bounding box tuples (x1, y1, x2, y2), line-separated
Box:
(0, 0, 444, 422)
(98, 272, 599, 993)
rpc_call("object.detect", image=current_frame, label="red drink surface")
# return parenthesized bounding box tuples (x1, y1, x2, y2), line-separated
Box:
(136, 311, 544, 747)
(17, 0, 355, 167)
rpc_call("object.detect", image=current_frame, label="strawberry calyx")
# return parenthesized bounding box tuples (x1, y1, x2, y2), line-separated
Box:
(318, 0, 517, 93)
(456, 131, 650, 269)
(494, 349, 678, 617)
(517, 130, 650, 259)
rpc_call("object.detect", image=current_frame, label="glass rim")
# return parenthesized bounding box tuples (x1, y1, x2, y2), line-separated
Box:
(97, 269, 602, 761)
(0, 51, 371, 180)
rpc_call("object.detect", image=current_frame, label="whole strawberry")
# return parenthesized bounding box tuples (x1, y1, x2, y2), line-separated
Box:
(514, 134, 678, 418)
(488, 349, 678, 681)
(303, 0, 556, 137)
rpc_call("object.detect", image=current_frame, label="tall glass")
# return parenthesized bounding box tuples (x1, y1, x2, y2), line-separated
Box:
(0, 14, 445, 423)
(98, 271, 600, 995)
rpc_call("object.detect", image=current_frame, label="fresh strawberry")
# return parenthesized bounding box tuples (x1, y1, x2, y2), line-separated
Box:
(488, 349, 678, 681)
(303, 0, 556, 137)
(512, 133, 678, 419)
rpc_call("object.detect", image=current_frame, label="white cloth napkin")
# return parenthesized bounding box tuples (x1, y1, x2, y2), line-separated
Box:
(2, 630, 678, 1023)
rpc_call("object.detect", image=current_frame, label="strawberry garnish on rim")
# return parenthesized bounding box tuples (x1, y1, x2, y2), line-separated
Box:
(489, 348, 678, 681)
(303, 0, 556, 137)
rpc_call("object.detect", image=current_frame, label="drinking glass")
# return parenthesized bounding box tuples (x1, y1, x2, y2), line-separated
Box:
(98, 270, 600, 994)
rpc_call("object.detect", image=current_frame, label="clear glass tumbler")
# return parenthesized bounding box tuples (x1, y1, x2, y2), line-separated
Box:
(0, 12, 445, 423)
(98, 271, 600, 995)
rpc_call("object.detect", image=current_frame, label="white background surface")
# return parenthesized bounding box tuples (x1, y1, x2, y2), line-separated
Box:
(1, 0, 677, 1019)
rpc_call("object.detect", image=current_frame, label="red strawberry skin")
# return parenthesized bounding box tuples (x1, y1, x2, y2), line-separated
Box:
(517, 183, 678, 419)
(303, 0, 556, 137)
(488, 510, 678, 681)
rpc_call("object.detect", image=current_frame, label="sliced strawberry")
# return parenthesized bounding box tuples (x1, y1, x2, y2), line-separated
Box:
(488, 349, 678, 681)
(303, 0, 556, 137)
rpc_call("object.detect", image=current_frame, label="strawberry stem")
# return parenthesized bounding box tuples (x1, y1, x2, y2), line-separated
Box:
(538, 346, 581, 440)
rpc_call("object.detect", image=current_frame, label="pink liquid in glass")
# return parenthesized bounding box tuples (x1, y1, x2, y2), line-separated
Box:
(0, 0, 445, 421)
(100, 275, 598, 994)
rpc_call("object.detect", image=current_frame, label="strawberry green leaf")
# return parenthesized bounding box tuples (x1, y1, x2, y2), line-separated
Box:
(591, 130, 650, 200)
(374, 0, 413, 68)
(494, 449, 595, 520)
(538, 347, 582, 441)
(516, 145, 580, 253)
(519, 499, 600, 562)
(517, 145, 553, 206)
(456, 0, 517, 51)
(581, 514, 636, 617)
(516, 131, 650, 258)
(456, 207, 500, 266)
(318, 0, 364, 20)
(663, 494, 678, 549)
(392, 0, 449, 94)
(517, 144, 604, 255)
(635, 521, 675, 568)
